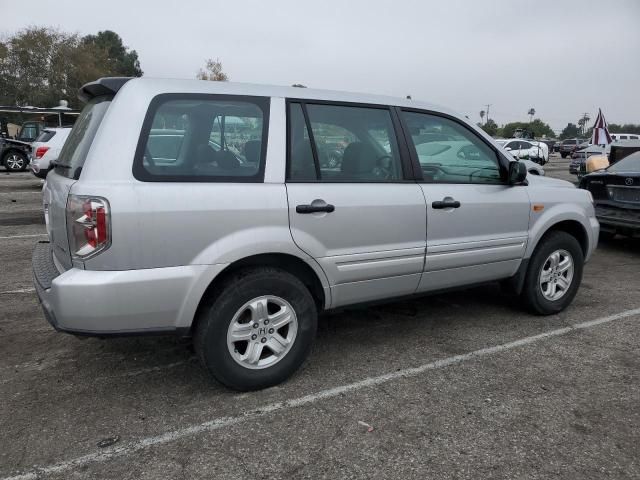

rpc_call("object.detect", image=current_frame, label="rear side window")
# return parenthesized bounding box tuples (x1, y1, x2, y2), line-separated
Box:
(35, 130, 55, 143)
(55, 96, 112, 179)
(133, 94, 269, 182)
(288, 102, 404, 182)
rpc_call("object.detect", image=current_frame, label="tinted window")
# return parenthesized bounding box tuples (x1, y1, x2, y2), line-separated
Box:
(401, 111, 502, 184)
(134, 95, 268, 182)
(288, 103, 403, 182)
(619, 135, 628, 140)
(563, 139, 577, 145)
(35, 130, 56, 143)
(55, 96, 112, 179)
(608, 152, 640, 172)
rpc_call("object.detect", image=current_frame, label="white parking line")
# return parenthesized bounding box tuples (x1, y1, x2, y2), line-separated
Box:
(4, 307, 640, 480)
(0, 288, 35, 294)
(0, 234, 47, 240)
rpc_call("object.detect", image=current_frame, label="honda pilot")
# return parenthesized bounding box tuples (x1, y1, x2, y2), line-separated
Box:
(33, 77, 599, 390)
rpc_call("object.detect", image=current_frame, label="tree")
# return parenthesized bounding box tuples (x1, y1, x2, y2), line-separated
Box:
(197, 58, 228, 81)
(501, 120, 554, 139)
(0, 27, 143, 109)
(82, 30, 142, 77)
(527, 108, 536, 123)
(479, 110, 485, 124)
(560, 123, 579, 139)
(608, 123, 640, 134)
(478, 118, 498, 136)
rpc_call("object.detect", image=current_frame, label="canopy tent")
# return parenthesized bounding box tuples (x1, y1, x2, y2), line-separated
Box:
(590, 108, 612, 146)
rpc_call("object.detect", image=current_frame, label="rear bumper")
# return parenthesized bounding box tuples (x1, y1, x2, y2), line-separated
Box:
(32, 242, 227, 336)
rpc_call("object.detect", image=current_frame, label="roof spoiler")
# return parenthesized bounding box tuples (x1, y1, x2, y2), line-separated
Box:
(78, 77, 133, 103)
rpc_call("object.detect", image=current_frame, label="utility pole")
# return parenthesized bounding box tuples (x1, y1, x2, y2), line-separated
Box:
(579, 112, 590, 135)
(485, 104, 492, 125)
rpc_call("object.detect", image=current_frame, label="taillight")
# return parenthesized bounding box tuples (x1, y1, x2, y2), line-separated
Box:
(66, 195, 111, 259)
(35, 146, 50, 159)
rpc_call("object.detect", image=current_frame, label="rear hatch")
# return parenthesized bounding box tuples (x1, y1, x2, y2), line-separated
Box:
(44, 96, 112, 269)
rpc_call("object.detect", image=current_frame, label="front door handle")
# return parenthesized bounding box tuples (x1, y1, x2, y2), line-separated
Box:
(432, 198, 461, 209)
(296, 203, 335, 214)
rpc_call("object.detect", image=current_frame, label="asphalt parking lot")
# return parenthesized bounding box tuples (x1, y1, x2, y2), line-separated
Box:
(1, 156, 639, 480)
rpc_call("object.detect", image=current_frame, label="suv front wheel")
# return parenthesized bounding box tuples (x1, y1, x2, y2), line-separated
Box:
(520, 231, 584, 315)
(194, 267, 318, 391)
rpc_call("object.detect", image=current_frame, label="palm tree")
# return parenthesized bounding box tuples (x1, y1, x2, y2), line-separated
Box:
(479, 110, 485, 124)
(527, 108, 536, 123)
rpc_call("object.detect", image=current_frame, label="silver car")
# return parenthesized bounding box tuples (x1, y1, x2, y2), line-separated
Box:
(33, 77, 599, 390)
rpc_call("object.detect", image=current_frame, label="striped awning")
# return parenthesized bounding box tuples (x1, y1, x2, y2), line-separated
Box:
(591, 108, 612, 146)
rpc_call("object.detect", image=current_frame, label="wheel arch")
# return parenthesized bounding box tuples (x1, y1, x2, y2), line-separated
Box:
(506, 218, 589, 297)
(189, 252, 329, 335)
(2, 148, 28, 165)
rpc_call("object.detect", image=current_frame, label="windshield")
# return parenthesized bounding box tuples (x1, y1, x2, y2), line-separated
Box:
(55, 96, 112, 179)
(608, 152, 640, 173)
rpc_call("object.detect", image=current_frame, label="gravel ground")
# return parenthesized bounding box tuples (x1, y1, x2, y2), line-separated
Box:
(1, 156, 638, 480)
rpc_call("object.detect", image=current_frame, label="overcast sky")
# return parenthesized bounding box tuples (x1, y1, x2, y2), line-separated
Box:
(3, 0, 639, 134)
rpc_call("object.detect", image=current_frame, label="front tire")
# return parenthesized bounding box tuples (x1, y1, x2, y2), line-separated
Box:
(561, 152, 568, 158)
(3, 151, 28, 172)
(520, 231, 583, 315)
(194, 267, 317, 391)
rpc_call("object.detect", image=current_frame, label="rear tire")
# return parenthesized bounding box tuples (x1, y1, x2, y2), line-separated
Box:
(520, 231, 583, 315)
(194, 267, 317, 391)
(560, 152, 568, 158)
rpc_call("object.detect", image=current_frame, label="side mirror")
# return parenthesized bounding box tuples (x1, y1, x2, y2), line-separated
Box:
(508, 161, 528, 185)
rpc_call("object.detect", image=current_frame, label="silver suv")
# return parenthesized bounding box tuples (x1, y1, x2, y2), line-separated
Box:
(33, 77, 599, 390)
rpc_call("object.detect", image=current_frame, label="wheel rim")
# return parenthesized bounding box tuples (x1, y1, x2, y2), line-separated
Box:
(226, 295, 298, 370)
(6, 154, 24, 170)
(539, 249, 574, 301)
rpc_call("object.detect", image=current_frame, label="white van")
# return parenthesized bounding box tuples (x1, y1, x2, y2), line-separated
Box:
(610, 133, 640, 142)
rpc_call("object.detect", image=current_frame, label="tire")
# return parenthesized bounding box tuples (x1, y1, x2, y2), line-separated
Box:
(3, 151, 28, 172)
(560, 153, 568, 158)
(520, 231, 584, 315)
(194, 267, 317, 391)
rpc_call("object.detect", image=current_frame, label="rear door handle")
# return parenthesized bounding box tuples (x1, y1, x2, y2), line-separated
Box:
(432, 199, 461, 209)
(296, 203, 335, 214)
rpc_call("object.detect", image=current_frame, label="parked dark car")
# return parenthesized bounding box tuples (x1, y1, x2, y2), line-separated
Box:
(553, 140, 561, 153)
(579, 151, 640, 239)
(0, 137, 31, 172)
(560, 138, 586, 158)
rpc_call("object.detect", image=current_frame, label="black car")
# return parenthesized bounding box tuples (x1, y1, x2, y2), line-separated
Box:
(0, 137, 31, 172)
(579, 151, 640, 239)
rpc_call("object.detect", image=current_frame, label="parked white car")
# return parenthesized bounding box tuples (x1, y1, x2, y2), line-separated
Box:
(29, 127, 71, 178)
(496, 139, 549, 165)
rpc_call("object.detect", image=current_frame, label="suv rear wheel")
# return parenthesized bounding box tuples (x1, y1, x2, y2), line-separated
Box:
(194, 267, 317, 391)
(520, 231, 584, 315)
(3, 151, 28, 172)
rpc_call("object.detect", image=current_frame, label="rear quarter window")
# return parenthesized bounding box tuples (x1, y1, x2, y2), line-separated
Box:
(133, 94, 270, 182)
(35, 130, 56, 143)
(54, 96, 112, 179)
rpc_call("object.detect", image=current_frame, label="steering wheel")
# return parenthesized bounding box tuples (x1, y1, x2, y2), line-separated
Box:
(457, 144, 481, 160)
(422, 164, 446, 182)
(144, 146, 156, 167)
